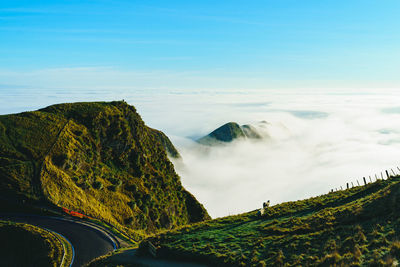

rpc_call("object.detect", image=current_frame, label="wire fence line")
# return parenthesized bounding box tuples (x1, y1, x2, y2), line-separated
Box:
(329, 166, 400, 193)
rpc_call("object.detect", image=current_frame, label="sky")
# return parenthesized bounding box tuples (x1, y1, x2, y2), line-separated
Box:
(1, 1, 400, 218)
(1, 0, 400, 91)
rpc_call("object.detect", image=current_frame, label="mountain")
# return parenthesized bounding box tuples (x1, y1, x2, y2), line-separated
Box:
(150, 129, 181, 159)
(197, 122, 266, 145)
(0, 101, 209, 235)
(134, 176, 400, 266)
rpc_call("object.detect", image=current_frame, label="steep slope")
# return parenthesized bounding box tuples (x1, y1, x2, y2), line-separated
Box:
(142, 176, 400, 266)
(0, 101, 209, 235)
(149, 128, 181, 158)
(197, 122, 265, 145)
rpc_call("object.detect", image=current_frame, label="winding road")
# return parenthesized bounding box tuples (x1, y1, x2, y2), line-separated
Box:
(0, 213, 117, 267)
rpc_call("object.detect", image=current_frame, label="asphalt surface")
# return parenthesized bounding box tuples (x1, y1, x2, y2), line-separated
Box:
(0, 214, 116, 267)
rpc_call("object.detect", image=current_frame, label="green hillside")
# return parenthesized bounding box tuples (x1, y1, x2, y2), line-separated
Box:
(0, 101, 209, 237)
(198, 122, 263, 145)
(140, 176, 400, 266)
(198, 122, 245, 145)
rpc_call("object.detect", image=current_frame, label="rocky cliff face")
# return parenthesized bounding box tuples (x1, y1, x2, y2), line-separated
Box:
(0, 101, 209, 234)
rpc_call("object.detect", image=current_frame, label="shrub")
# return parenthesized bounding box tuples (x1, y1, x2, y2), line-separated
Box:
(108, 185, 117, 192)
(79, 181, 90, 190)
(144, 194, 152, 203)
(390, 241, 400, 258)
(52, 154, 68, 167)
(126, 184, 138, 192)
(128, 201, 137, 209)
(274, 250, 285, 266)
(73, 130, 83, 136)
(142, 206, 149, 214)
(324, 239, 337, 254)
(109, 177, 122, 187)
(92, 181, 103, 190)
(319, 251, 341, 265)
(124, 217, 134, 225)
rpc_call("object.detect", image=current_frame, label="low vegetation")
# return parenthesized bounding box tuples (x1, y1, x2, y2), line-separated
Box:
(197, 121, 264, 145)
(0, 220, 64, 267)
(0, 101, 209, 239)
(142, 176, 400, 266)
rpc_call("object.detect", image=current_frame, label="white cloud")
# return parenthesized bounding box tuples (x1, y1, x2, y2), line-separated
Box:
(1, 74, 400, 219)
(160, 92, 400, 218)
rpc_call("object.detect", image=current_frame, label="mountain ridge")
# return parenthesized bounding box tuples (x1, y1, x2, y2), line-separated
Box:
(0, 101, 209, 236)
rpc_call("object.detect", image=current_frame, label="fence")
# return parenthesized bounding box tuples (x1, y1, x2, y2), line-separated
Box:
(329, 166, 400, 193)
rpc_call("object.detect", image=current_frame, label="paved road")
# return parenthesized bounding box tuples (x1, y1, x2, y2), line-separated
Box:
(0, 214, 116, 267)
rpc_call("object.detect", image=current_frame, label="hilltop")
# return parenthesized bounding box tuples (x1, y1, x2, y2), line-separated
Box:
(130, 175, 400, 266)
(0, 101, 209, 237)
(197, 122, 265, 145)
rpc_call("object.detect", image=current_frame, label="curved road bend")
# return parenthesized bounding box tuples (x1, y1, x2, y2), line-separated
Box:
(0, 214, 116, 267)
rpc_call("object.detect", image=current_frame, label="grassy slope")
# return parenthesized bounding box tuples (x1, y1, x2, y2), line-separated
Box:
(144, 176, 400, 266)
(0, 110, 67, 201)
(0, 101, 209, 239)
(0, 220, 64, 267)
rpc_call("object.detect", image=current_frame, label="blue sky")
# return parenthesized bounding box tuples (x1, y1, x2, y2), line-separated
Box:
(1, 0, 400, 90)
(2, 2, 400, 212)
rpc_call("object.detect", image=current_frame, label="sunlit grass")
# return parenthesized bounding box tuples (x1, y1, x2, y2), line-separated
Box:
(144, 176, 400, 266)
(0, 101, 209, 239)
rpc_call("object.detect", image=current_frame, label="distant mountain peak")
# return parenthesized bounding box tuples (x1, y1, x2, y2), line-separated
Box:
(198, 121, 267, 145)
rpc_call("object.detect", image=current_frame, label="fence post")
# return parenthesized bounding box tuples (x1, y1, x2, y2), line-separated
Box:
(340, 186, 343, 190)
(357, 180, 360, 186)
(351, 182, 354, 187)
(347, 183, 349, 189)
(375, 174, 378, 181)
(381, 172, 384, 179)
(392, 169, 396, 176)
(369, 176, 372, 183)
(363, 177, 367, 185)
(386, 170, 390, 179)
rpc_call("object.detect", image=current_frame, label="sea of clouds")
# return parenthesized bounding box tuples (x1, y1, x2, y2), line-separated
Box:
(141, 90, 400, 218)
(2, 87, 400, 218)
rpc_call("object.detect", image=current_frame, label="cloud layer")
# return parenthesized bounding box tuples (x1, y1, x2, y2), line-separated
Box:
(161, 92, 400, 218)
(2, 88, 400, 218)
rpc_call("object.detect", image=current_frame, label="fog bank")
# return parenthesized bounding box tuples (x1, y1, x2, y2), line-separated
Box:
(161, 92, 400, 218)
(2, 88, 400, 218)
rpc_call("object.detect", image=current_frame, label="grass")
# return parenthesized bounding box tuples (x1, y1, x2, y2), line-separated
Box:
(53, 230, 74, 267)
(0, 101, 209, 239)
(85, 247, 142, 267)
(141, 176, 400, 266)
(0, 220, 65, 267)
